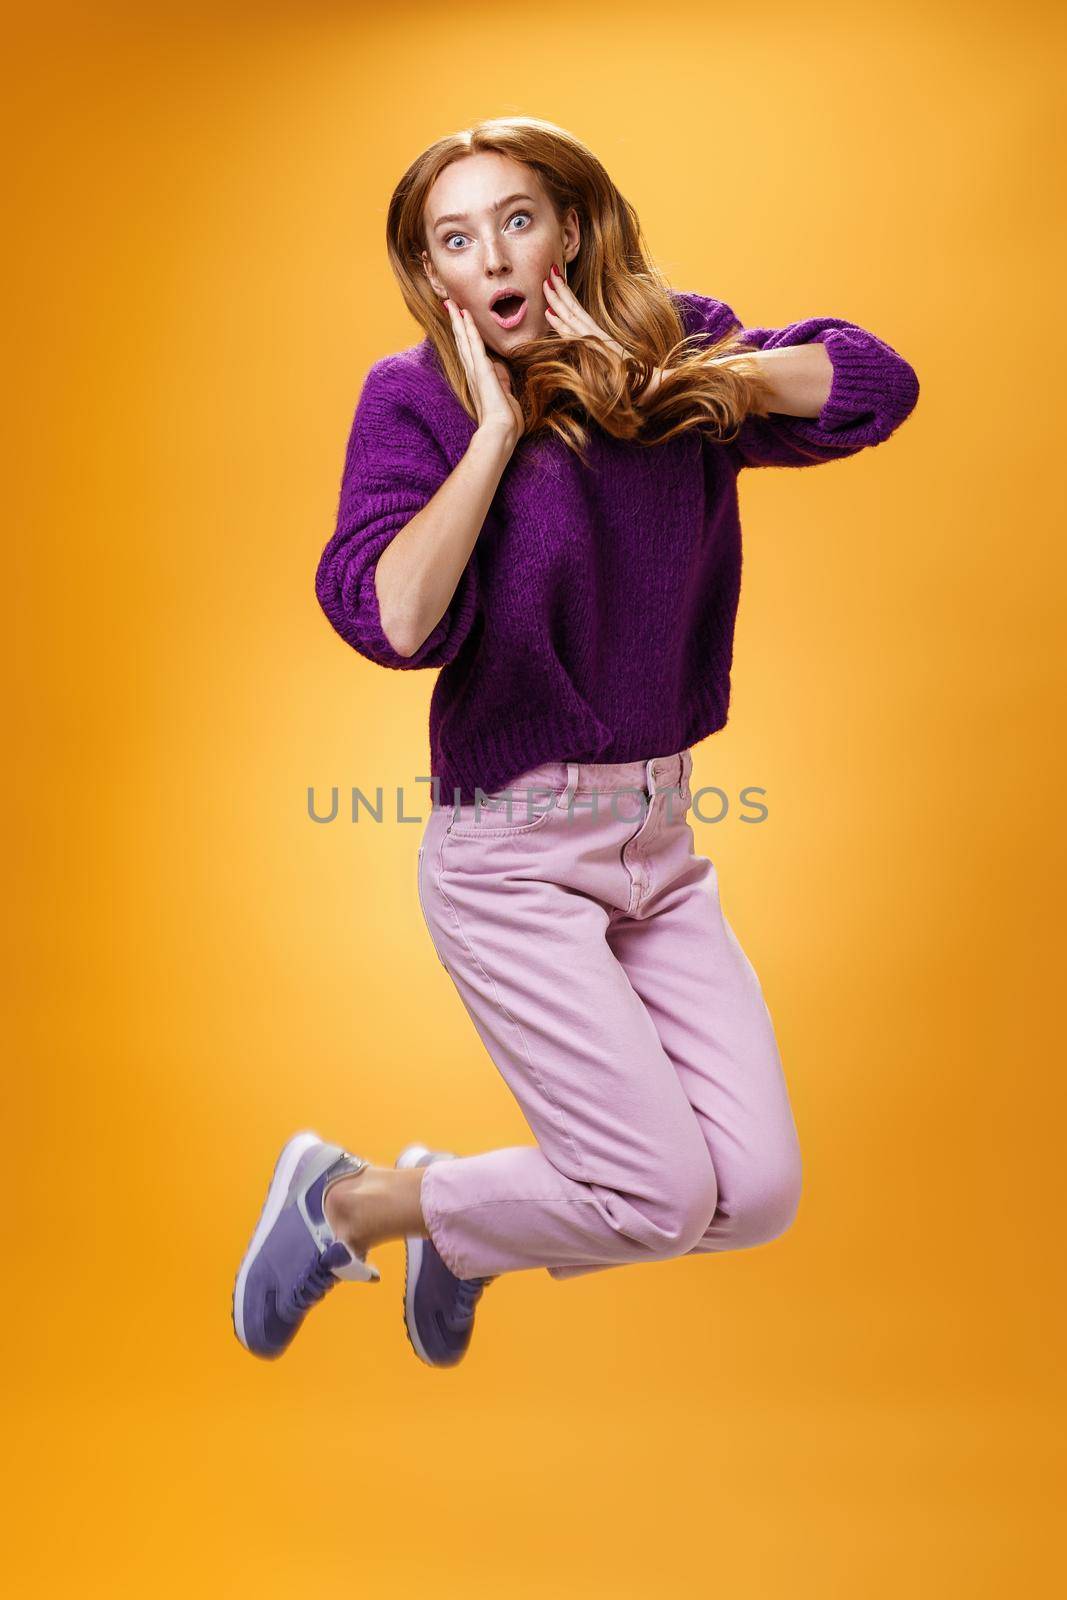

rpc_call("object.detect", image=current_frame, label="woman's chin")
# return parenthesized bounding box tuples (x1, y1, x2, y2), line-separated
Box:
(496, 328, 548, 358)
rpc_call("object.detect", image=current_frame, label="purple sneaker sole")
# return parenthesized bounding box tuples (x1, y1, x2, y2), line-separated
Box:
(396, 1143, 494, 1368)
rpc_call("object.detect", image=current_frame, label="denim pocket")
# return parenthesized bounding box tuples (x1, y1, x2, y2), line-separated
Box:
(447, 781, 567, 839)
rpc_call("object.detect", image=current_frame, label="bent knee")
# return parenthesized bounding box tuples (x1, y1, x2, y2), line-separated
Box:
(648, 1159, 720, 1258)
(734, 1169, 802, 1248)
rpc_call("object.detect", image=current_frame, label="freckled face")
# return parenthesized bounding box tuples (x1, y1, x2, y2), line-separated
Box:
(420, 151, 578, 356)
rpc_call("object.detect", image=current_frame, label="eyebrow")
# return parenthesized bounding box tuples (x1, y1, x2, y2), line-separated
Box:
(432, 192, 537, 231)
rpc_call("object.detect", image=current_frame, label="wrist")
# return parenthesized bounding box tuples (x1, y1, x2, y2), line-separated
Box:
(470, 422, 518, 462)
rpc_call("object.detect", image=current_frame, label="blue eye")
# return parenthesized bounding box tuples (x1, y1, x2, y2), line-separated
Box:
(444, 212, 532, 251)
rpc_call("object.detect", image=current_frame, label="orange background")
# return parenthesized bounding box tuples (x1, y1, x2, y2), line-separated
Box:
(7, 2, 1064, 1594)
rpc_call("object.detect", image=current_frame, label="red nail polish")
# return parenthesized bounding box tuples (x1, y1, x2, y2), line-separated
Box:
(551, 264, 560, 279)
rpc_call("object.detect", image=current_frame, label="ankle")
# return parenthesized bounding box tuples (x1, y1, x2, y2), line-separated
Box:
(323, 1162, 428, 1252)
(323, 1164, 377, 1248)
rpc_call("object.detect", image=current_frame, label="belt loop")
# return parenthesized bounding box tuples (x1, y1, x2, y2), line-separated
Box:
(558, 760, 580, 808)
(645, 757, 658, 797)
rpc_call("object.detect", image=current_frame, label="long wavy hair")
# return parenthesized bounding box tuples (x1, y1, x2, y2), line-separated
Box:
(385, 115, 776, 463)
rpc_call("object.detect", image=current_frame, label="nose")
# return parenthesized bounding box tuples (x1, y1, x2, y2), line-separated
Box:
(483, 239, 510, 276)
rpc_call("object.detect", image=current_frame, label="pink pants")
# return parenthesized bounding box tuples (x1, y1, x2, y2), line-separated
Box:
(416, 748, 802, 1281)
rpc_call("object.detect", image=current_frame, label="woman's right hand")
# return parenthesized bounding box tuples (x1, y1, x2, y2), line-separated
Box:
(444, 298, 524, 454)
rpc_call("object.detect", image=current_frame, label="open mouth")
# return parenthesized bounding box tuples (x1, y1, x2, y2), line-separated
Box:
(489, 294, 527, 328)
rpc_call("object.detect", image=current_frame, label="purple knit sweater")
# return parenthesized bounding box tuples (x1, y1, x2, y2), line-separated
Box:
(315, 290, 919, 803)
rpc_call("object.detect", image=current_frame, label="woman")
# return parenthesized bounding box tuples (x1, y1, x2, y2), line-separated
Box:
(232, 116, 919, 1367)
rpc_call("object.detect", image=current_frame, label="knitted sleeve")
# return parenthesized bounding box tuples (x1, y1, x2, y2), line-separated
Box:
(675, 290, 919, 470)
(314, 357, 479, 670)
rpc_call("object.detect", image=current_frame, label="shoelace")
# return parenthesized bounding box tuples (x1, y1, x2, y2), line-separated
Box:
(285, 1250, 343, 1316)
(447, 1274, 494, 1328)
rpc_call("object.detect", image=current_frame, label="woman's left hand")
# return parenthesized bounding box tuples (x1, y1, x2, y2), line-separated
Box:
(542, 265, 663, 394)
(542, 265, 627, 357)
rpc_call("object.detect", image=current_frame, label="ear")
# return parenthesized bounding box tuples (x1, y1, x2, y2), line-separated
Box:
(419, 249, 446, 300)
(561, 207, 581, 270)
